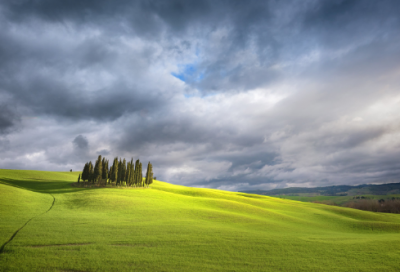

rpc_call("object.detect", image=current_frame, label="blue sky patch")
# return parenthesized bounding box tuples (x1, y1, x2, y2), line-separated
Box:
(172, 64, 204, 83)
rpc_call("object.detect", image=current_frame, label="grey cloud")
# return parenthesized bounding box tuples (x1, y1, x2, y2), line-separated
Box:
(0, 138, 10, 152)
(0, 24, 164, 122)
(0, 105, 19, 134)
(97, 149, 110, 156)
(73, 135, 89, 150)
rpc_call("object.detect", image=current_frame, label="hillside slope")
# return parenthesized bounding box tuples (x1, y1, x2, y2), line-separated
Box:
(1, 169, 400, 271)
(243, 182, 400, 196)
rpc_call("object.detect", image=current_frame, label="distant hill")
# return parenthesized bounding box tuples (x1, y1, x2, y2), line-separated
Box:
(242, 182, 400, 196)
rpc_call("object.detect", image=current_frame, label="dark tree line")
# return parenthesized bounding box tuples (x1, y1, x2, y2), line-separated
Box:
(80, 155, 154, 187)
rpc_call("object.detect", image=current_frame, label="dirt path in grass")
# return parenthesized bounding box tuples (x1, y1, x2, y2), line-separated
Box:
(0, 193, 55, 254)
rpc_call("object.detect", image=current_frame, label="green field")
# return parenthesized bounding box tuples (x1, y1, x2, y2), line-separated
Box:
(1, 170, 400, 271)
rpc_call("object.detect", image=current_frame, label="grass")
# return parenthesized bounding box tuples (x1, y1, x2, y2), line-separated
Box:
(0, 169, 400, 271)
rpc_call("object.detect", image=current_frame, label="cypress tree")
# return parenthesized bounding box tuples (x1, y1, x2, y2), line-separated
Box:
(114, 158, 119, 185)
(111, 157, 118, 184)
(126, 162, 130, 186)
(139, 162, 143, 187)
(101, 157, 106, 180)
(145, 162, 154, 188)
(134, 159, 140, 186)
(117, 158, 122, 185)
(129, 158, 134, 186)
(88, 161, 94, 183)
(106, 159, 109, 176)
(82, 163, 89, 182)
(121, 158, 127, 185)
(108, 164, 112, 183)
(126, 161, 131, 187)
(102, 159, 108, 181)
(147, 162, 153, 187)
(106, 159, 109, 182)
(145, 162, 150, 187)
(101, 157, 106, 170)
(94, 155, 102, 183)
(93, 160, 98, 182)
(78, 174, 80, 183)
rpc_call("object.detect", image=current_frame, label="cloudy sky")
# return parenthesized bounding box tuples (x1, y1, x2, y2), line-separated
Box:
(1, 0, 400, 191)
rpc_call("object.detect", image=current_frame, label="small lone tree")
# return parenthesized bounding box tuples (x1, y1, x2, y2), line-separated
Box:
(78, 174, 80, 183)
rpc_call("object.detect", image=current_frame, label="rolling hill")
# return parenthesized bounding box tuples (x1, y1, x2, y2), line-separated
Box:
(1, 169, 400, 271)
(242, 182, 400, 197)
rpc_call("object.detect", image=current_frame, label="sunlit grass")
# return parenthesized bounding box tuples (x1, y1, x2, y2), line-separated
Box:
(1, 169, 400, 271)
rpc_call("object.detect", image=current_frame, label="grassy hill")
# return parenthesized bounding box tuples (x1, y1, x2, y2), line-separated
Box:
(243, 183, 400, 209)
(1, 170, 400, 271)
(243, 182, 400, 197)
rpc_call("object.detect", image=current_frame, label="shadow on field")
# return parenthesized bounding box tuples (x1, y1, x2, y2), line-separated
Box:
(0, 178, 97, 194)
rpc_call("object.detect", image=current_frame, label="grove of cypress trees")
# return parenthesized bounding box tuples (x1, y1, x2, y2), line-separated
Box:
(79, 157, 153, 188)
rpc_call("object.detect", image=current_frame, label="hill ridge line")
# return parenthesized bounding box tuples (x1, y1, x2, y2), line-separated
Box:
(0, 193, 55, 254)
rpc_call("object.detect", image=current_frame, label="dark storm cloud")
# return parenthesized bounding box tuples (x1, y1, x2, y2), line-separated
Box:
(3, 76, 160, 121)
(0, 1, 288, 92)
(0, 0, 400, 190)
(73, 135, 89, 150)
(0, 13, 166, 122)
(2, 0, 400, 95)
(0, 105, 19, 134)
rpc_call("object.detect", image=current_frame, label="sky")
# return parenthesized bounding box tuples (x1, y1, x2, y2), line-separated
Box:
(1, 0, 400, 191)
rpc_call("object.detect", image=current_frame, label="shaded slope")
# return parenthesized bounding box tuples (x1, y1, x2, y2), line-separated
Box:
(0, 183, 53, 246)
(0, 169, 79, 193)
